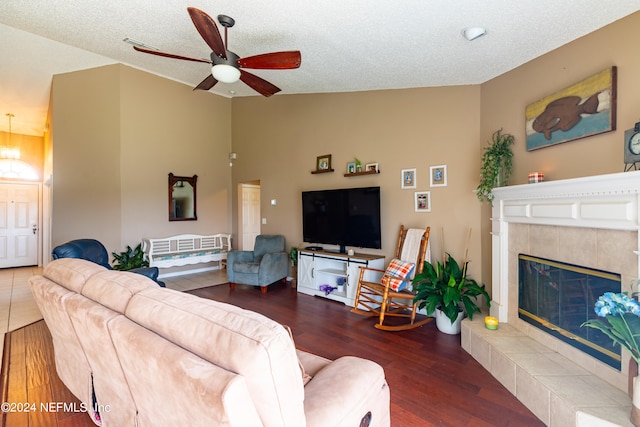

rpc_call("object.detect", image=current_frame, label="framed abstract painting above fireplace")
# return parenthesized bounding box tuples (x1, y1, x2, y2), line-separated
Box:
(525, 66, 617, 151)
(518, 254, 622, 369)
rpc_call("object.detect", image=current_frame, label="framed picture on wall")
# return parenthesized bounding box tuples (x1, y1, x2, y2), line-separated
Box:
(365, 163, 379, 173)
(316, 154, 332, 171)
(401, 168, 416, 189)
(414, 191, 431, 212)
(430, 165, 447, 187)
(347, 162, 356, 174)
(525, 66, 617, 151)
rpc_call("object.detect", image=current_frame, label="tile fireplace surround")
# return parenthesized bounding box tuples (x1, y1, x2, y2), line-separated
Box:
(461, 170, 640, 427)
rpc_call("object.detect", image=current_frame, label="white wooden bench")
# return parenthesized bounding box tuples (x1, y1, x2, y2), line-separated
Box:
(142, 234, 231, 276)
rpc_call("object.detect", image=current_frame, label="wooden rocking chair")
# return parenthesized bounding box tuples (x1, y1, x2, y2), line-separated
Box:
(351, 225, 432, 331)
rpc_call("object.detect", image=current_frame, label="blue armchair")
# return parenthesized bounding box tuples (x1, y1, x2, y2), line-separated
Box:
(227, 235, 288, 293)
(52, 239, 165, 287)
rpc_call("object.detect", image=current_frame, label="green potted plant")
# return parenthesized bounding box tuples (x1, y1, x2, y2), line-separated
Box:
(412, 253, 490, 334)
(476, 129, 515, 203)
(112, 243, 149, 271)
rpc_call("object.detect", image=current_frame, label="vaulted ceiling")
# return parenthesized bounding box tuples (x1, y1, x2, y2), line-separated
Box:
(1, 1, 639, 135)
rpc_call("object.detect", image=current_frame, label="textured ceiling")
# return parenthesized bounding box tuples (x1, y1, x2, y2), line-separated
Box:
(1, 0, 640, 136)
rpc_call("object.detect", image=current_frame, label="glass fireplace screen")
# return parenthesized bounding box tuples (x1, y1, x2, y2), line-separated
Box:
(518, 254, 622, 370)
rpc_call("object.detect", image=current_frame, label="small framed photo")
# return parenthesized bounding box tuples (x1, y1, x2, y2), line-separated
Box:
(347, 162, 356, 174)
(430, 165, 447, 187)
(414, 191, 431, 212)
(316, 154, 332, 171)
(365, 163, 379, 173)
(401, 168, 416, 189)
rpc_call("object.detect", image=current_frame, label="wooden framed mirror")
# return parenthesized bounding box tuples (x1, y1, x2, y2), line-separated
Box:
(168, 173, 197, 221)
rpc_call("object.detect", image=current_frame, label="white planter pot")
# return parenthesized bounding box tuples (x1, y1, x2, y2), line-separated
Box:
(435, 308, 464, 335)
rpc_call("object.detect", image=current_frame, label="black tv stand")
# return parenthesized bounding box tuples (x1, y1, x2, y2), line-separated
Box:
(305, 246, 323, 251)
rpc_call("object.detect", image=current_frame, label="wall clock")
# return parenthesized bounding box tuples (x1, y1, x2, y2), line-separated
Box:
(624, 122, 640, 165)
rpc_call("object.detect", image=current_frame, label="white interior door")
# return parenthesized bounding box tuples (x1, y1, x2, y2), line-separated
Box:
(240, 184, 261, 250)
(0, 182, 39, 268)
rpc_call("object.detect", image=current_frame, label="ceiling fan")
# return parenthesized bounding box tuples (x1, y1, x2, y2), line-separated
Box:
(132, 7, 301, 97)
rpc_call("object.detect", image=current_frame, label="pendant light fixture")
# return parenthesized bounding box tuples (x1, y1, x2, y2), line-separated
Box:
(0, 113, 38, 180)
(1, 113, 20, 160)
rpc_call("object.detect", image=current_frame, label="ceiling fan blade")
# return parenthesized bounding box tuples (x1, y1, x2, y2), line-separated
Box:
(187, 7, 226, 59)
(133, 46, 211, 64)
(193, 74, 218, 91)
(238, 51, 302, 70)
(240, 70, 281, 97)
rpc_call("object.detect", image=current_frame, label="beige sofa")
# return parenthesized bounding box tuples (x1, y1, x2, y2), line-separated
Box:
(29, 258, 390, 427)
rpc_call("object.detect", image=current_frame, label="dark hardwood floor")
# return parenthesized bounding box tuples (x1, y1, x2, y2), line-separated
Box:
(1, 321, 94, 427)
(1, 281, 544, 427)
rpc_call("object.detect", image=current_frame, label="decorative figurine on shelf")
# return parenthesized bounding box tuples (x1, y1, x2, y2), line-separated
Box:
(319, 284, 337, 295)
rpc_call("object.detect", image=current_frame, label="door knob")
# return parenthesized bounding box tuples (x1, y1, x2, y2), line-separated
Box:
(32, 224, 38, 234)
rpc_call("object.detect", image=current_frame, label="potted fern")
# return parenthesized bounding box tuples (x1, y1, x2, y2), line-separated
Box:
(412, 253, 490, 334)
(476, 129, 515, 203)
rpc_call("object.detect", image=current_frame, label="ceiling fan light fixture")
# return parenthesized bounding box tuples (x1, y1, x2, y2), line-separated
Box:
(211, 64, 241, 83)
(462, 27, 486, 41)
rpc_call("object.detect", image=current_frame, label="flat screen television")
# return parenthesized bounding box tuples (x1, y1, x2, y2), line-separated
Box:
(302, 186, 381, 253)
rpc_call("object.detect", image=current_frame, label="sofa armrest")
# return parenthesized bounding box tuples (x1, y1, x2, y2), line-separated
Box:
(303, 356, 389, 427)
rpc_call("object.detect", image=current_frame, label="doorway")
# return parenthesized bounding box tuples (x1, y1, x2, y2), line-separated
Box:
(0, 182, 40, 268)
(238, 182, 261, 250)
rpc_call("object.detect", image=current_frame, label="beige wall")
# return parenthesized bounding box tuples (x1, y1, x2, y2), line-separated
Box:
(231, 86, 484, 279)
(478, 11, 640, 285)
(231, 11, 640, 288)
(51, 65, 122, 252)
(50, 64, 231, 257)
(44, 11, 640, 286)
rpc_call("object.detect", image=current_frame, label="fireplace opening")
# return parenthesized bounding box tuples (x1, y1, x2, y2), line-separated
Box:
(518, 254, 622, 369)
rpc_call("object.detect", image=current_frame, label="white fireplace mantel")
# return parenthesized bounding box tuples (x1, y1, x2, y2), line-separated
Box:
(490, 170, 640, 321)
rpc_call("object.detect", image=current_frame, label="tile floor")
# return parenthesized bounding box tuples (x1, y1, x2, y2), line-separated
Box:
(0, 266, 228, 362)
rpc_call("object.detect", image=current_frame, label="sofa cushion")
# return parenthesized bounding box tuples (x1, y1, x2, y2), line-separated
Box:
(43, 258, 106, 293)
(125, 287, 306, 426)
(81, 270, 157, 314)
(108, 315, 262, 427)
(64, 294, 138, 426)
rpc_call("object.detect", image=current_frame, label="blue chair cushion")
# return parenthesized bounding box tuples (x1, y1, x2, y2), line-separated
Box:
(234, 262, 261, 274)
